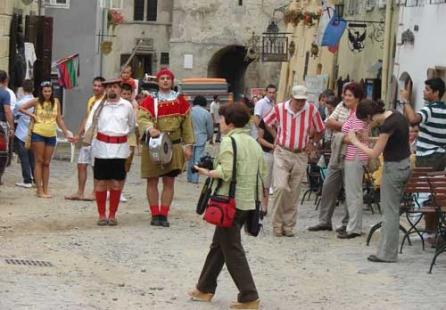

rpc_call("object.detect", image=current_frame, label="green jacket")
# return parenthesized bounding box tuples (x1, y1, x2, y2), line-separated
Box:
(214, 128, 267, 211)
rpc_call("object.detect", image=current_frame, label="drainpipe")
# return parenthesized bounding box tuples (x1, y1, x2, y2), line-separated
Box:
(381, 0, 393, 100)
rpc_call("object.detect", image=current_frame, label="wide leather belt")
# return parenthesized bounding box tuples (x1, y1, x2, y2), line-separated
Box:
(96, 132, 128, 144)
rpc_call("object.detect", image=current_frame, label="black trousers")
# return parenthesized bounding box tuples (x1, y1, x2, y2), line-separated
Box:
(197, 210, 258, 303)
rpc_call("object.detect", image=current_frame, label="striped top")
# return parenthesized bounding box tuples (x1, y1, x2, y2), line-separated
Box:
(264, 100, 324, 151)
(416, 101, 446, 157)
(342, 110, 368, 161)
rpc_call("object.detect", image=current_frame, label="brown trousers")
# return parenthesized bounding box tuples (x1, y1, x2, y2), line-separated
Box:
(196, 210, 258, 303)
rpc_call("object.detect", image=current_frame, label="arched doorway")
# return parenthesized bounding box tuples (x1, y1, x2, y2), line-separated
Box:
(208, 45, 254, 101)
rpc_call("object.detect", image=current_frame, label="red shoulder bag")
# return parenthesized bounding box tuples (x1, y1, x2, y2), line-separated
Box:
(203, 137, 237, 228)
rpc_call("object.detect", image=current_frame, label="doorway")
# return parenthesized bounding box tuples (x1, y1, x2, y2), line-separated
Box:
(208, 45, 254, 101)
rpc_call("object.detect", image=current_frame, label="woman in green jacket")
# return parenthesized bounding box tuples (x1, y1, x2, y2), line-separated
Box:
(189, 103, 266, 310)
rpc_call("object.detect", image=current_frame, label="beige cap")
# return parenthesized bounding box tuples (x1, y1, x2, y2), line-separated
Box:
(291, 85, 308, 100)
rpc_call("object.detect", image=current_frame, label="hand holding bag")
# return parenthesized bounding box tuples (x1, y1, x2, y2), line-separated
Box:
(245, 168, 263, 237)
(203, 137, 237, 228)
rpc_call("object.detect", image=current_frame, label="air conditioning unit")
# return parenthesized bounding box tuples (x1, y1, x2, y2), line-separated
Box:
(378, 0, 386, 9)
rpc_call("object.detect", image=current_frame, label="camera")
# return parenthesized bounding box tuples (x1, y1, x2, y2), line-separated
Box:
(191, 154, 214, 173)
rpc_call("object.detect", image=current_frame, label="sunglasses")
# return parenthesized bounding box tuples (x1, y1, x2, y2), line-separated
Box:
(40, 81, 52, 87)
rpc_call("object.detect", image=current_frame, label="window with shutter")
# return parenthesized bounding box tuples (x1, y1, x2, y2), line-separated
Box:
(134, 0, 144, 21)
(146, 0, 158, 21)
(160, 52, 169, 65)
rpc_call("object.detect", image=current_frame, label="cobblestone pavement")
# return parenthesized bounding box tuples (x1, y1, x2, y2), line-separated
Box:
(0, 153, 445, 310)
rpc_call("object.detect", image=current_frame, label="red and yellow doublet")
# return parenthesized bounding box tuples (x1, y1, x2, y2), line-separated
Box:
(138, 91, 195, 178)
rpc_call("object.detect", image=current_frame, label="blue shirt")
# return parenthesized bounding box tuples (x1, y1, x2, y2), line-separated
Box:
(191, 105, 213, 146)
(14, 94, 34, 142)
(0, 88, 11, 122)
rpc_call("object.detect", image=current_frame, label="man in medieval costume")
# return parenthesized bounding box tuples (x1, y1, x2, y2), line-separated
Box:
(138, 68, 194, 227)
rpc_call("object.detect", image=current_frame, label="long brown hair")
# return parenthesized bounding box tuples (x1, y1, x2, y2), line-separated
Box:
(37, 82, 55, 109)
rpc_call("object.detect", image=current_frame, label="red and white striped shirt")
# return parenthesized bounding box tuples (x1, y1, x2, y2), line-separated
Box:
(264, 100, 325, 151)
(342, 110, 369, 161)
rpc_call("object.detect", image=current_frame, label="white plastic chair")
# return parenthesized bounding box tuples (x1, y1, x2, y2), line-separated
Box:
(56, 128, 75, 163)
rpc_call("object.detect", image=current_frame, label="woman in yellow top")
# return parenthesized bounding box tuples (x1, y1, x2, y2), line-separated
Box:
(19, 81, 74, 198)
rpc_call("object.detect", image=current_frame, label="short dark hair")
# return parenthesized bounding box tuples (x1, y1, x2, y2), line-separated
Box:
(121, 83, 132, 93)
(22, 79, 34, 93)
(319, 89, 335, 101)
(213, 95, 219, 100)
(193, 95, 207, 107)
(343, 82, 364, 100)
(0, 70, 8, 83)
(325, 95, 340, 108)
(219, 103, 250, 128)
(266, 84, 276, 91)
(425, 78, 445, 99)
(356, 99, 385, 120)
(93, 76, 105, 83)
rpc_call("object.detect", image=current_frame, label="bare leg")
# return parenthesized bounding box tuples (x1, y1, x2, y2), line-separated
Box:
(147, 177, 159, 206)
(41, 145, 55, 197)
(65, 163, 88, 200)
(32, 142, 45, 197)
(161, 176, 175, 207)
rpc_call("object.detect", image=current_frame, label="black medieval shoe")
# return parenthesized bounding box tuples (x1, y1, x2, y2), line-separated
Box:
(308, 223, 333, 231)
(367, 255, 394, 263)
(337, 231, 361, 239)
(159, 216, 170, 227)
(150, 215, 161, 226)
(335, 225, 347, 233)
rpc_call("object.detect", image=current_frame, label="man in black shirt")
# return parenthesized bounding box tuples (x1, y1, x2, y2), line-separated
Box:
(257, 119, 275, 215)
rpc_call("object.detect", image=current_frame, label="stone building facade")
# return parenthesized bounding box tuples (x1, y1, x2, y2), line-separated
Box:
(169, 0, 286, 99)
(277, 0, 398, 102)
(105, 0, 287, 99)
(102, 0, 174, 80)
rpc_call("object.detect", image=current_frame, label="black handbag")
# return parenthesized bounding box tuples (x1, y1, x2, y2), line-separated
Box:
(244, 168, 263, 237)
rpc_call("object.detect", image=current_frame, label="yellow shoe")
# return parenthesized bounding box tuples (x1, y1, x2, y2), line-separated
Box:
(188, 288, 214, 302)
(229, 299, 260, 309)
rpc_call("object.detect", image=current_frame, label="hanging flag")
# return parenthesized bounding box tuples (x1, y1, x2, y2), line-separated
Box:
(55, 54, 80, 89)
(316, 1, 347, 49)
(316, 0, 334, 45)
(321, 14, 347, 47)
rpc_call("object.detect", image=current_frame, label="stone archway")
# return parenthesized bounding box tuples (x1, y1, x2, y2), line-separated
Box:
(208, 45, 254, 101)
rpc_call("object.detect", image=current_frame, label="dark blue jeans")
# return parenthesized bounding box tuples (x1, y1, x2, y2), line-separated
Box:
(14, 137, 34, 183)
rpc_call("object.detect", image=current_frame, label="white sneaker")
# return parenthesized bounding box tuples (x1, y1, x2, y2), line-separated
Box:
(269, 187, 274, 195)
(16, 182, 32, 188)
(120, 194, 127, 203)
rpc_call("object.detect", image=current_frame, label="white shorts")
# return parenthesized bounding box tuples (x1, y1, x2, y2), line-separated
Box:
(77, 146, 92, 165)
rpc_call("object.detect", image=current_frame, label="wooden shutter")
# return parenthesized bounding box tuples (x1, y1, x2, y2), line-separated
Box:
(39, 17, 53, 82)
(134, 0, 144, 21)
(26, 16, 53, 92)
(146, 0, 157, 21)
